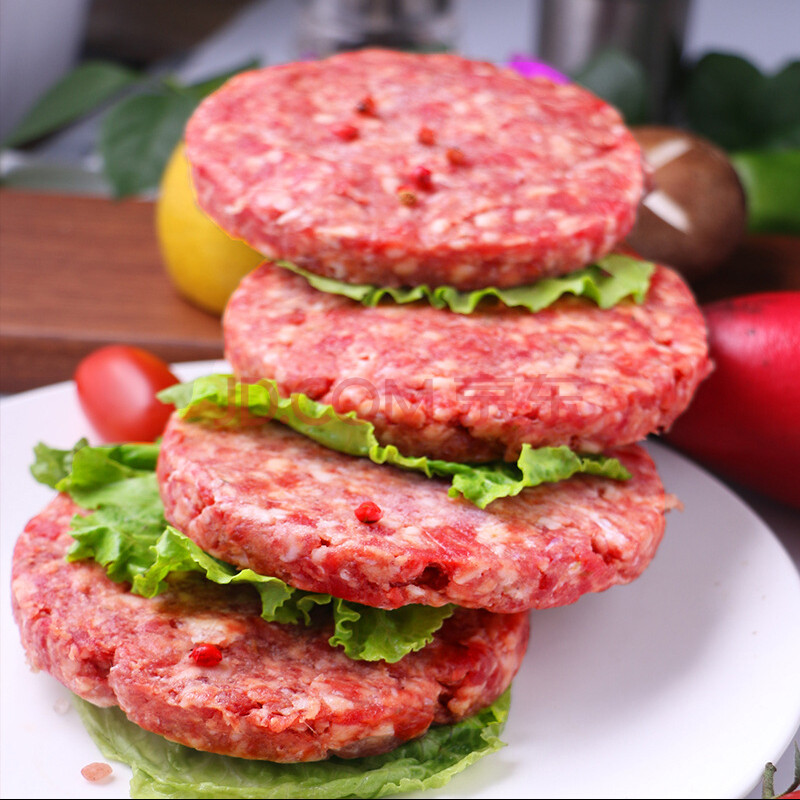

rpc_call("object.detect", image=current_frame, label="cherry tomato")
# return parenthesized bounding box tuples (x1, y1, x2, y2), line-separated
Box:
(74, 345, 179, 442)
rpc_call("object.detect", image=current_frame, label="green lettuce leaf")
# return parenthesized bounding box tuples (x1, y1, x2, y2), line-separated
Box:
(38, 441, 167, 583)
(31, 442, 453, 662)
(133, 526, 453, 661)
(72, 690, 510, 799)
(329, 600, 454, 662)
(132, 525, 312, 625)
(449, 444, 633, 507)
(30, 438, 89, 488)
(274, 253, 654, 313)
(32, 440, 160, 492)
(67, 499, 167, 584)
(162, 375, 631, 509)
(59, 443, 162, 510)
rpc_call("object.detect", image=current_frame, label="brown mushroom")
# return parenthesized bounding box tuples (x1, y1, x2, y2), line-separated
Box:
(626, 126, 747, 282)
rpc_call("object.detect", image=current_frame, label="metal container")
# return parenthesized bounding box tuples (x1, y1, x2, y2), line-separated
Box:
(297, 0, 456, 57)
(538, 0, 691, 119)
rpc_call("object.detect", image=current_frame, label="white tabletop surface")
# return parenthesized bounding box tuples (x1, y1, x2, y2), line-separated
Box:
(734, 490, 800, 798)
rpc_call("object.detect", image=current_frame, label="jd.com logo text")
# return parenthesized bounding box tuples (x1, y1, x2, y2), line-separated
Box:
(208, 375, 582, 427)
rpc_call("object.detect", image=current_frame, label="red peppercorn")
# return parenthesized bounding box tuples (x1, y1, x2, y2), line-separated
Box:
(355, 501, 383, 523)
(417, 126, 436, 145)
(331, 123, 359, 141)
(190, 643, 222, 667)
(397, 186, 418, 206)
(411, 165, 433, 191)
(355, 95, 376, 115)
(81, 762, 113, 783)
(446, 147, 467, 166)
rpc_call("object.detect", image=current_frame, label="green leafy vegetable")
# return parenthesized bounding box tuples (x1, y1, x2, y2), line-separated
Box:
(3, 57, 259, 196)
(449, 444, 632, 507)
(685, 53, 766, 151)
(275, 253, 654, 314)
(2, 61, 139, 148)
(72, 691, 510, 799)
(58, 442, 161, 507)
(68, 501, 167, 584)
(99, 59, 261, 197)
(731, 149, 800, 234)
(329, 600, 454, 663)
(37, 438, 158, 495)
(30, 438, 89, 488)
(29, 442, 174, 584)
(134, 527, 453, 661)
(31, 442, 453, 662)
(573, 48, 650, 125)
(100, 91, 198, 197)
(162, 375, 631, 509)
(132, 526, 308, 623)
(685, 54, 800, 151)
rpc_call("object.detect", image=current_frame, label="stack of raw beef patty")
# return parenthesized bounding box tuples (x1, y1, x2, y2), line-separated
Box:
(13, 50, 710, 768)
(181, 49, 709, 613)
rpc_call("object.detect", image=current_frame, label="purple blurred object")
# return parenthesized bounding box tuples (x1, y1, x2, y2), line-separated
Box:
(507, 54, 570, 84)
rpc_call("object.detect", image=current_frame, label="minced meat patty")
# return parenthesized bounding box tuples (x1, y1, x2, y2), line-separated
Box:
(185, 49, 644, 289)
(11, 495, 529, 763)
(224, 261, 711, 461)
(157, 414, 668, 614)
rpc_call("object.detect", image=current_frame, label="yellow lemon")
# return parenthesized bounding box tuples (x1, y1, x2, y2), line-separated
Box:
(156, 144, 263, 315)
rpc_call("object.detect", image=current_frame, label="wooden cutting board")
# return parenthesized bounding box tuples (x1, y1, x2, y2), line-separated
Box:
(0, 189, 224, 394)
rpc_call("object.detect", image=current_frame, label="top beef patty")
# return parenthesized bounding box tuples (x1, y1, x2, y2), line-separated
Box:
(224, 262, 711, 462)
(185, 49, 644, 289)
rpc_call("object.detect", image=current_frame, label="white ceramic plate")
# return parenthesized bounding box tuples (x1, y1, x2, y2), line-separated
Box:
(2, 362, 800, 799)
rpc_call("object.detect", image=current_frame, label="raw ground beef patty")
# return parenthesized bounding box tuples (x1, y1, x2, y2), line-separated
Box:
(11, 495, 528, 763)
(185, 49, 644, 289)
(224, 262, 711, 462)
(157, 414, 668, 614)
